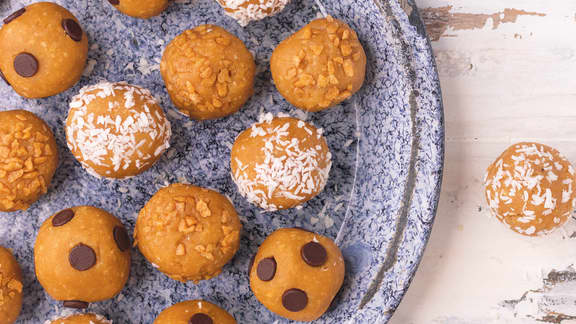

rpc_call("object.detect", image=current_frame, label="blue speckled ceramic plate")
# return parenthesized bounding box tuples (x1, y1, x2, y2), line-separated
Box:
(0, 0, 444, 323)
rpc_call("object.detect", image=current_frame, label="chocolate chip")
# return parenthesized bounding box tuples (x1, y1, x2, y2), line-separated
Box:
(63, 300, 89, 309)
(69, 243, 96, 271)
(3, 8, 25, 25)
(113, 226, 131, 252)
(0, 69, 9, 86)
(257, 257, 276, 281)
(189, 313, 213, 324)
(108, 0, 120, 5)
(62, 19, 83, 42)
(301, 241, 327, 267)
(282, 288, 308, 312)
(248, 254, 256, 275)
(13, 53, 38, 77)
(52, 209, 75, 227)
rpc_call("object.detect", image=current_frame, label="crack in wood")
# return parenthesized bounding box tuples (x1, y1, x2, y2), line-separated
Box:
(420, 6, 546, 41)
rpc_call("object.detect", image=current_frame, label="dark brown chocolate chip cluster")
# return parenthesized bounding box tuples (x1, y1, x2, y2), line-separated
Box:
(2, 8, 84, 80)
(252, 235, 329, 313)
(50, 208, 131, 308)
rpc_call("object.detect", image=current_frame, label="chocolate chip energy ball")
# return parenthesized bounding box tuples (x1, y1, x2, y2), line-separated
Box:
(249, 228, 345, 322)
(484, 142, 576, 236)
(0, 247, 23, 324)
(216, 0, 290, 26)
(271, 16, 367, 112)
(47, 314, 112, 324)
(0, 110, 58, 212)
(161, 25, 256, 120)
(231, 114, 332, 211)
(107, 0, 169, 19)
(66, 81, 172, 179)
(135, 184, 242, 282)
(154, 300, 236, 324)
(0, 2, 88, 98)
(34, 206, 131, 307)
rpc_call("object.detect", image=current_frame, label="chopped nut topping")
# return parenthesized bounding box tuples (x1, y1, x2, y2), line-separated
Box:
(196, 200, 211, 218)
(341, 44, 353, 57)
(343, 59, 355, 77)
(176, 243, 186, 256)
(221, 210, 229, 223)
(6, 279, 22, 293)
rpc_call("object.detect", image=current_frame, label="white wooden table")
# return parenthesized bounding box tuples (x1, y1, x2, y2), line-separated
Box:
(390, 1, 576, 323)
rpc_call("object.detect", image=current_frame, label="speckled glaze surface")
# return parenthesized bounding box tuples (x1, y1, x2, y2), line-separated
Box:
(0, 0, 443, 323)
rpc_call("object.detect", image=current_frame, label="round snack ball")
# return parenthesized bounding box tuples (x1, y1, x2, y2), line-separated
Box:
(161, 25, 256, 120)
(47, 313, 112, 324)
(0, 2, 88, 98)
(484, 142, 576, 236)
(271, 16, 367, 112)
(0, 110, 58, 212)
(154, 300, 236, 324)
(231, 114, 332, 211)
(135, 184, 242, 282)
(107, 0, 169, 19)
(216, 0, 291, 26)
(34, 206, 131, 305)
(0, 246, 23, 324)
(249, 228, 345, 322)
(66, 81, 172, 179)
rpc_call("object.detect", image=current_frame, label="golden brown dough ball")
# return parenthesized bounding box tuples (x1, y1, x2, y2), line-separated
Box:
(66, 81, 172, 179)
(484, 142, 576, 236)
(0, 247, 23, 324)
(249, 228, 345, 322)
(34, 206, 131, 306)
(216, 0, 291, 26)
(47, 313, 112, 324)
(154, 300, 236, 324)
(0, 2, 88, 98)
(271, 16, 367, 112)
(161, 25, 256, 120)
(135, 184, 242, 282)
(231, 114, 332, 211)
(0, 110, 58, 212)
(107, 0, 169, 19)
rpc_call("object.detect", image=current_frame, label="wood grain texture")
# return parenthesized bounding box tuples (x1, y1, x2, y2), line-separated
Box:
(390, 0, 576, 323)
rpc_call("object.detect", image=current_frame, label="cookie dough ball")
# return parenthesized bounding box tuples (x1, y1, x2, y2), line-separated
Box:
(107, 0, 169, 19)
(216, 0, 290, 26)
(250, 228, 345, 322)
(0, 247, 23, 324)
(136, 184, 242, 282)
(154, 300, 236, 324)
(231, 114, 332, 211)
(34, 206, 131, 306)
(0, 2, 88, 98)
(48, 314, 112, 324)
(66, 81, 172, 179)
(161, 25, 256, 120)
(271, 16, 366, 112)
(484, 142, 576, 236)
(0, 110, 58, 212)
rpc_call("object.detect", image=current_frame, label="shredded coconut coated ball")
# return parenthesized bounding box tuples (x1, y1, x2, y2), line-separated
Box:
(217, 0, 291, 26)
(66, 81, 172, 179)
(484, 142, 576, 236)
(231, 113, 332, 211)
